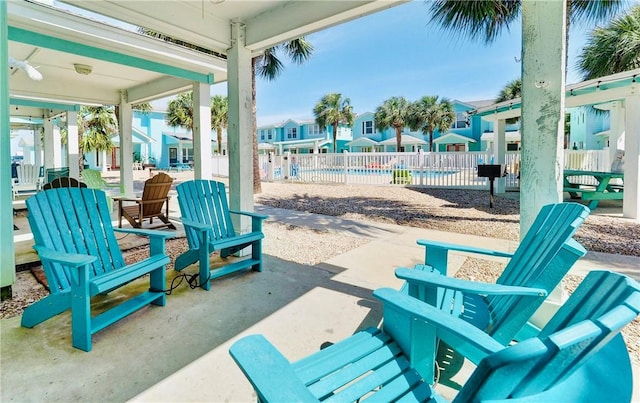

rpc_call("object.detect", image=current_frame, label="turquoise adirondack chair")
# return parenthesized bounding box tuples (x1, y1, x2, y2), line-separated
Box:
(230, 270, 640, 402)
(21, 188, 174, 351)
(398, 202, 590, 382)
(175, 180, 268, 290)
(406, 202, 589, 339)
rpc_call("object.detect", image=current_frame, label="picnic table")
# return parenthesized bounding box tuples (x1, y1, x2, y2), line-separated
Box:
(563, 169, 624, 209)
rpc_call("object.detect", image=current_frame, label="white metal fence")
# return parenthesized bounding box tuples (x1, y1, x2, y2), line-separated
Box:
(212, 150, 610, 190)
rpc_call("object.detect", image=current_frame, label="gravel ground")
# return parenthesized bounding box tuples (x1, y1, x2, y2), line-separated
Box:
(3, 181, 638, 364)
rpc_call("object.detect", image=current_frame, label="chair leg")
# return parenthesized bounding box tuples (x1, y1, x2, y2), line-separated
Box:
(70, 273, 92, 352)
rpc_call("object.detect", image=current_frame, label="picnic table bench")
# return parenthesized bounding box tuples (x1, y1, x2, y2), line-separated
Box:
(563, 169, 623, 209)
(168, 162, 192, 171)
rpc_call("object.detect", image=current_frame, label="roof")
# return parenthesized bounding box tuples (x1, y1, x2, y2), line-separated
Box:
(434, 132, 477, 144)
(346, 137, 379, 147)
(379, 134, 426, 145)
(480, 131, 522, 141)
(471, 68, 640, 120)
(272, 139, 331, 149)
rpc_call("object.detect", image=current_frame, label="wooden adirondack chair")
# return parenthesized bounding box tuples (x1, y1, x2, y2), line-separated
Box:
(21, 187, 174, 351)
(44, 167, 70, 184)
(175, 180, 268, 290)
(115, 172, 176, 229)
(12, 163, 42, 199)
(230, 270, 640, 402)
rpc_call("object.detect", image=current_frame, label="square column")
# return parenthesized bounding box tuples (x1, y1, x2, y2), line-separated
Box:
(118, 91, 133, 195)
(193, 81, 212, 180)
(520, 0, 567, 237)
(227, 21, 255, 232)
(67, 110, 79, 179)
(494, 118, 506, 193)
(623, 95, 639, 220)
(0, 0, 16, 295)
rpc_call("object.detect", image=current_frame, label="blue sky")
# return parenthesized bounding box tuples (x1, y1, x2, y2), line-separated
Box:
(239, 0, 636, 126)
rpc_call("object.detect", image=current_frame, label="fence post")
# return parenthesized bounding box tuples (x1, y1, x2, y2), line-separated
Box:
(418, 149, 424, 186)
(283, 151, 291, 180)
(343, 150, 349, 185)
(267, 152, 274, 182)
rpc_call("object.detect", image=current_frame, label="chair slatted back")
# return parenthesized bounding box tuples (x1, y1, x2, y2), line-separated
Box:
(141, 173, 173, 215)
(487, 203, 589, 340)
(457, 271, 640, 401)
(176, 180, 235, 250)
(81, 169, 108, 190)
(16, 164, 41, 185)
(45, 167, 70, 184)
(26, 188, 125, 293)
(42, 177, 86, 190)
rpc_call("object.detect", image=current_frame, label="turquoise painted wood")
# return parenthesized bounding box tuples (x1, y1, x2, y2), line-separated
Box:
(563, 169, 624, 209)
(175, 180, 268, 290)
(230, 270, 640, 402)
(21, 188, 174, 352)
(399, 202, 590, 382)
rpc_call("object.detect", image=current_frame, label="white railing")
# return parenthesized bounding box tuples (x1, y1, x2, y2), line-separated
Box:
(242, 150, 610, 190)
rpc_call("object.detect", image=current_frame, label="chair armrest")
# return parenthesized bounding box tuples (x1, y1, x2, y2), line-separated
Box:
(229, 210, 269, 221)
(230, 335, 318, 402)
(396, 267, 547, 297)
(114, 227, 175, 240)
(180, 218, 211, 232)
(33, 245, 97, 268)
(374, 288, 504, 364)
(417, 239, 514, 258)
(112, 196, 140, 202)
(102, 182, 121, 188)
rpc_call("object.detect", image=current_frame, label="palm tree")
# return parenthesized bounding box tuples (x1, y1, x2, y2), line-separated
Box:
(312, 93, 356, 152)
(168, 91, 229, 155)
(167, 92, 194, 131)
(211, 95, 228, 154)
(496, 79, 522, 124)
(374, 96, 411, 151)
(577, 4, 640, 80)
(79, 106, 117, 170)
(408, 96, 455, 152)
(253, 38, 313, 192)
(429, 0, 625, 45)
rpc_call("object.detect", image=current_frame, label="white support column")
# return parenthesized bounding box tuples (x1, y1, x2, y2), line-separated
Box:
(43, 120, 54, 169)
(227, 20, 254, 232)
(608, 101, 625, 163)
(34, 127, 42, 168)
(67, 110, 79, 179)
(623, 95, 639, 220)
(193, 81, 212, 180)
(52, 124, 62, 168)
(119, 91, 134, 195)
(494, 118, 506, 193)
(520, 0, 566, 237)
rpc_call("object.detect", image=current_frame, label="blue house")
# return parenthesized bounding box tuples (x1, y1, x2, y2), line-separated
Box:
(568, 106, 610, 150)
(258, 118, 352, 154)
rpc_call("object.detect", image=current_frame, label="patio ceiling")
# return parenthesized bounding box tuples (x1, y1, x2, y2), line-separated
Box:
(8, 0, 407, 119)
(61, 0, 408, 54)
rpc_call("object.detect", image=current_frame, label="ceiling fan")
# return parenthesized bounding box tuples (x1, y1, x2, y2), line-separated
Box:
(8, 56, 43, 81)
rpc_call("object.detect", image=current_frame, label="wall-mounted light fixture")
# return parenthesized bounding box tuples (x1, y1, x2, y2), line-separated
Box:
(73, 63, 93, 75)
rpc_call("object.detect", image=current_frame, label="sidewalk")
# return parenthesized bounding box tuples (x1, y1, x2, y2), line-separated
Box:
(4, 184, 640, 402)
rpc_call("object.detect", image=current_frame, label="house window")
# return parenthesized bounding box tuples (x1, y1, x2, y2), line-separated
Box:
(362, 120, 374, 134)
(267, 129, 273, 140)
(308, 124, 321, 136)
(451, 112, 467, 129)
(287, 127, 297, 139)
(260, 131, 265, 141)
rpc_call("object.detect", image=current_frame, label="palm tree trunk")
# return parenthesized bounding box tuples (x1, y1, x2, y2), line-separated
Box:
(217, 128, 223, 154)
(395, 127, 402, 151)
(332, 122, 338, 152)
(252, 59, 262, 194)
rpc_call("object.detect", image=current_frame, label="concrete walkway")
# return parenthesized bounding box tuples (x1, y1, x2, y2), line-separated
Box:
(3, 191, 639, 402)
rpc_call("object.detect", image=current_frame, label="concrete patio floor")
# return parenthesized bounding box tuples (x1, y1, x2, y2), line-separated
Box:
(3, 178, 640, 402)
